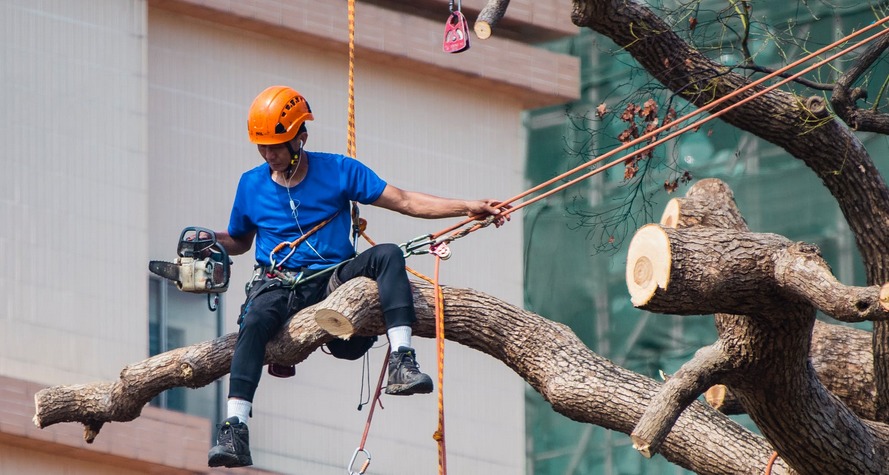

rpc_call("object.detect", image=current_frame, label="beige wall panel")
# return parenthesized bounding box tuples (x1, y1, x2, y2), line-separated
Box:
(0, 0, 149, 385)
(149, 7, 524, 475)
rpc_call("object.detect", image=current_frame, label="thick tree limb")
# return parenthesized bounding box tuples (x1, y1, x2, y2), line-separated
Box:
(627, 222, 889, 473)
(35, 276, 786, 474)
(707, 320, 877, 420)
(474, 0, 510, 39)
(663, 179, 880, 422)
(628, 178, 889, 474)
(628, 223, 888, 322)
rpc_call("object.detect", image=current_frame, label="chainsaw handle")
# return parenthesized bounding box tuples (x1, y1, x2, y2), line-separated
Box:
(178, 226, 218, 258)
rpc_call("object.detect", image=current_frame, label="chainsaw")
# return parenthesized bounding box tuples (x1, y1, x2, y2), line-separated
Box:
(149, 226, 231, 311)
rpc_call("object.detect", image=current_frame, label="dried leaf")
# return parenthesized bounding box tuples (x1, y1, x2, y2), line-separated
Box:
(640, 98, 658, 121)
(625, 163, 639, 180)
(620, 103, 637, 122)
(618, 124, 639, 143)
(664, 179, 679, 193)
(664, 107, 677, 129)
(596, 103, 608, 118)
(643, 118, 660, 142)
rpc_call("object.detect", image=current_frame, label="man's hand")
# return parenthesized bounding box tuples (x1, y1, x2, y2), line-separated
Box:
(467, 199, 511, 228)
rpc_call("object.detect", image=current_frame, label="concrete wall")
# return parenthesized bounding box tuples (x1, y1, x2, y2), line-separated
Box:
(0, 0, 149, 385)
(1, 0, 579, 473)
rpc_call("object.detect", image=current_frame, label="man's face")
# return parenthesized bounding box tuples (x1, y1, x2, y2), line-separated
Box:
(257, 142, 293, 172)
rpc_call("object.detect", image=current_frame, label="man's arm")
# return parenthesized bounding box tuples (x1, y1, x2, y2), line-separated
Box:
(371, 184, 509, 224)
(213, 229, 255, 256)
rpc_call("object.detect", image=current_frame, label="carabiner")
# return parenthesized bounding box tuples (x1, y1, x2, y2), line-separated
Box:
(207, 293, 219, 312)
(348, 447, 371, 475)
(269, 242, 297, 269)
(400, 234, 434, 257)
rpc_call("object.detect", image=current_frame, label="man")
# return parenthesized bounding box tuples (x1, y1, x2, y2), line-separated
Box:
(207, 85, 508, 468)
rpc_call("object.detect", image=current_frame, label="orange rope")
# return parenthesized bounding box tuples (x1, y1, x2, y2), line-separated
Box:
(764, 450, 779, 475)
(427, 16, 889, 243)
(427, 19, 889, 245)
(431, 255, 448, 475)
(345, 3, 448, 473)
(359, 230, 448, 475)
(347, 0, 357, 158)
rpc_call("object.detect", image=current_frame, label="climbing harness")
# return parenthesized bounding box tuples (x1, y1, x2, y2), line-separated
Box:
(443, 0, 471, 53)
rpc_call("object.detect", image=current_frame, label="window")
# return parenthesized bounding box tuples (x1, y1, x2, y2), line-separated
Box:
(148, 277, 224, 423)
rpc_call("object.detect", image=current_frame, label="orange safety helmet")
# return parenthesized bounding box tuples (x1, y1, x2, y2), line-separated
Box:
(247, 86, 314, 145)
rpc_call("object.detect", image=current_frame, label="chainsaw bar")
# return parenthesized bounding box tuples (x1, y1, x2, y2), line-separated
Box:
(149, 260, 181, 283)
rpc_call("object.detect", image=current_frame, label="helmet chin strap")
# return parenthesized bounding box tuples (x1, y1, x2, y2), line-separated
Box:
(284, 140, 304, 177)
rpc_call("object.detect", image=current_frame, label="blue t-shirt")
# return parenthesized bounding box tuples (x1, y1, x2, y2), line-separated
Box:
(228, 152, 387, 269)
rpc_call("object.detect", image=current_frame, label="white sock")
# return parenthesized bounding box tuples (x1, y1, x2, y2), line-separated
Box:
(227, 398, 252, 425)
(387, 325, 412, 352)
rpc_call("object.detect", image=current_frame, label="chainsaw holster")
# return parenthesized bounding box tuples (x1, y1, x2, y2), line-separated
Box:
(326, 335, 378, 360)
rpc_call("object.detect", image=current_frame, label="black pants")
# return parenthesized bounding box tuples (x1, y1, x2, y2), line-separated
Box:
(228, 243, 416, 402)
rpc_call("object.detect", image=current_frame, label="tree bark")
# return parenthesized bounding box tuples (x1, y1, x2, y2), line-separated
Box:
(663, 179, 879, 423)
(36, 274, 786, 474)
(628, 179, 889, 474)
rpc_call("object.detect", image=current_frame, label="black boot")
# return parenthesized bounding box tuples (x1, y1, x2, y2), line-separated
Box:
(385, 346, 433, 396)
(208, 417, 253, 468)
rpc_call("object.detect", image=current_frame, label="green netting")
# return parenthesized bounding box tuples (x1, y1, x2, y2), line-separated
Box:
(523, 6, 885, 473)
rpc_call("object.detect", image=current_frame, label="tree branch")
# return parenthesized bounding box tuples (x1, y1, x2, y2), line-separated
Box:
(831, 31, 889, 133)
(34, 276, 782, 474)
(731, 64, 834, 91)
(775, 243, 889, 322)
(474, 0, 510, 39)
(632, 344, 733, 457)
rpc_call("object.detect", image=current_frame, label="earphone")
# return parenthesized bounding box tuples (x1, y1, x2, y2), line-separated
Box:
(290, 140, 304, 166)
(283, 140, 330, 263)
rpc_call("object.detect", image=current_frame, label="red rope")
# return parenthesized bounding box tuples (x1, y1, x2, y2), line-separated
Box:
(357, 349, 389, 452)
(764, 450, 779, 475)
(428, 17, 889, 243)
